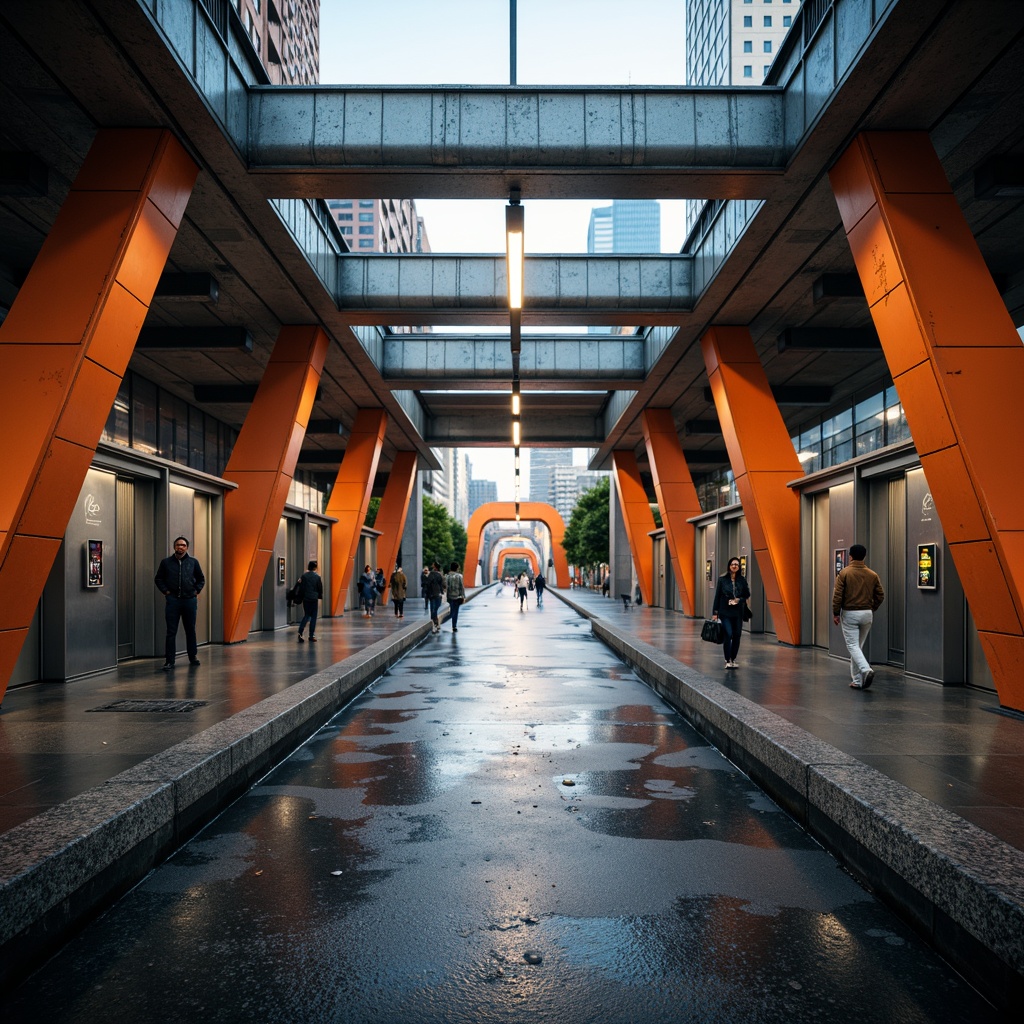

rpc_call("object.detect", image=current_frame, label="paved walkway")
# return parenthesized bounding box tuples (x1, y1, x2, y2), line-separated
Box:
(1, 587, 1021, 850)
(2, 590, 997, 1023)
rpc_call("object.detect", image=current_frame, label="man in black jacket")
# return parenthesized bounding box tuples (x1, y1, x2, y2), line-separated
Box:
(154, 536, 205, 670)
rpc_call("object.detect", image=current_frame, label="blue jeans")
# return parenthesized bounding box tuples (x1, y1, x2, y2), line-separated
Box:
(449, 598, 463, 628)
(164, 595, 198, 664)
(299, 599, 319, 637)
(429, 595, 442, 625)
(720, 615, 742, 662)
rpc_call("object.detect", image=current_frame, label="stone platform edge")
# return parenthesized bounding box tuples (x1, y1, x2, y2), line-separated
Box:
(0, 616, 439, 991)
(556, 592, 1024, 1011)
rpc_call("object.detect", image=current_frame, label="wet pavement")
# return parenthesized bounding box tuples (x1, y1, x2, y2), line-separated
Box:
(3, 588, 997, 1022)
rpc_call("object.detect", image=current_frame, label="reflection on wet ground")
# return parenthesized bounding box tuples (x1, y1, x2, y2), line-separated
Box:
(2, 592, 997, 1022)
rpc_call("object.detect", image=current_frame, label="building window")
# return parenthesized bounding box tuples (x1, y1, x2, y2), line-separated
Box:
(358, 213, 373, 222)
(744, 40, 752, 52)
(764, 40, 773, 52)
(358, 238, 373, 248)
(764, 16, 772, 26)
(336, 200, 352, 208)
(336, 213, 352, 221)
(764, 65, 772, 76)
(783, 15, 792, 25)
(743, 65, 753, 77)
(744, 15, 752, 26)
(358, 225, 374, 234)
(358, 200, 374, 208)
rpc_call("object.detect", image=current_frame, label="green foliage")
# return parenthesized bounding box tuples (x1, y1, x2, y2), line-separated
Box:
(652, 505, 663, 528)
(422, 496, 467, 570)
(364, 496, 381, 528)
(562, 476, 610, 568)
(503, 557, 530, 578)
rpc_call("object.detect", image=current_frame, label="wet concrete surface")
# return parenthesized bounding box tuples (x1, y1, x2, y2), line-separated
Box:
(2, 589, 996, 1023)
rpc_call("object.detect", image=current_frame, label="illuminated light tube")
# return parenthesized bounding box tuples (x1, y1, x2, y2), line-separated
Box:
(505, 203, 524, 310)
(512, 418, 521, 446)
(512, 392, 520, 416)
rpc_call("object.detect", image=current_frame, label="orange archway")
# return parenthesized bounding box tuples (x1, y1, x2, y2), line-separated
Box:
(496, 547, 540, 579)
(465, 502, 568, 587)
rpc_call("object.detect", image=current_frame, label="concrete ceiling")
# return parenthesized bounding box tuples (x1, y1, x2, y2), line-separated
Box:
(0, 0, 1022, 482)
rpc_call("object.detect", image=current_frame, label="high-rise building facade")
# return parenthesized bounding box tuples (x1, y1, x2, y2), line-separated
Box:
(529, 449, 573, 508)
(551, 466, 607, 523)
(587, 200, 661, 254)
(469, 479, 498, 518)
(232, 0, 319, 85)
(326, 198, 432, 255)
(685, 0, 802, 233)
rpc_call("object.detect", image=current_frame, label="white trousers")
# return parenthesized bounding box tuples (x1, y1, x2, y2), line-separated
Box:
(840, 609, 874, 682)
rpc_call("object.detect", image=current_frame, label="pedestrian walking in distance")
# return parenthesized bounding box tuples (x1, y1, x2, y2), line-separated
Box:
(390, 564, 408, 619)
(445, 561, 466, 632)
(832, 543, 885, 689)
(154, 536, 205, 670)
(296, 560, 323, 643)
(426, 561, 446, 634)
(516, 571, 530, 611)
(712, 556, 751, 669)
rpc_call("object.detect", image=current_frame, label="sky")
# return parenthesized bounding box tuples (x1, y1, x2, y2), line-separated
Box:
(318, 1, 689, 496)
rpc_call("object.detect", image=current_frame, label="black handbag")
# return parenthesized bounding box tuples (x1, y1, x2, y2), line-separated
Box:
(701, 619, 723, 644)
(742, 601, 752, 622)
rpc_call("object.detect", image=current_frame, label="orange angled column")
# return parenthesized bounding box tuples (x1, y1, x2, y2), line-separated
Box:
(0, 129, 197, 702)
(373, 450, 418, 602)
(325, 409, 387, 613)
(830, 132, 1024, 710)
(221, 326, 330, 643)
(611, 450, 657, 606)
(701, 327, 802, 644)
(642, 409, 702, 616)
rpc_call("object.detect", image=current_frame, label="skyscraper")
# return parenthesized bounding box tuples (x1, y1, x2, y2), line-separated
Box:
(529, 449, 573, 508)
(587, 200, 661, 254)
(232, 0, 319, 85)
(685, 0, 803, 235)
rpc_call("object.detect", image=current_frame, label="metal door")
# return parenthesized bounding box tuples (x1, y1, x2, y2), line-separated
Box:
(812, 492, 830, 648)
(116, 477, 135, 659)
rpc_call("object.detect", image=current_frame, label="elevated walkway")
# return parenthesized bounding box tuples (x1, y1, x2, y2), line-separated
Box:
(0, 588, 1021, 1007)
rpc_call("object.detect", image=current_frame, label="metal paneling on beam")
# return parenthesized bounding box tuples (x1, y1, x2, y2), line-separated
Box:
(338, 255, 693, 326)
(249, 87, 786, 200)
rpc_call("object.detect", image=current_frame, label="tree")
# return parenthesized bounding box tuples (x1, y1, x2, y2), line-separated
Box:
(364, 496, 381, 528)
(562, 477, 610, 567)
(422, 496, 453, 568)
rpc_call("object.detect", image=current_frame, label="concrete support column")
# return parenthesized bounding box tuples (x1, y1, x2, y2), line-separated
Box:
(399, 473, 423, 586)
(642, 409, 701, 616)
(221, 326, 330, 643)
(608, 482, 633, 602)
(0, 129, 198, 701)
(701, 326, 802, 645)
(324, 409, 387, 614)
(611, 450, 656, 606)
(830, 131, 1024, 710)
(374, 452, 418, 603)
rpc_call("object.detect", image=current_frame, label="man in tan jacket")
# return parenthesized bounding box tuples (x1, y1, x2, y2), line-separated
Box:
(832, 544, 885, 689)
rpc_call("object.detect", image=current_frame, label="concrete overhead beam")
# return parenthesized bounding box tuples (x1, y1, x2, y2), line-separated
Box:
(424, 413, 606, 446)
(248, 87, 787, 200)
(337, 255, 693, 326)
(382, 334, 644, 387)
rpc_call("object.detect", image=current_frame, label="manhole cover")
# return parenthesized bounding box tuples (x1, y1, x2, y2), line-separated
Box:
(87, 699, 209, 714)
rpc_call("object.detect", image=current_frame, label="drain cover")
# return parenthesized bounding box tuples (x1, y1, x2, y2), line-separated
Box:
(88, 699, 209, 714)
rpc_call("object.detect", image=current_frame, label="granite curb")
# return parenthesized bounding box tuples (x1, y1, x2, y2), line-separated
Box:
(0, 615, 437, 991)
(554, 590, 1024, 1010)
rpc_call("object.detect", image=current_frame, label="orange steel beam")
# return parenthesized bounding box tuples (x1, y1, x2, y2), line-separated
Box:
(701, 326, 802, 644)
(464, 502, 569, 586)
(325, 408, 387, 613)
(221, 326, 330, 643)
(830, 132, 1024, 710)
(373, 450, 418, 603)
(611, 450, 656, 606)
(496, 547, 540, 578)
(0, 129, 197, 701)
(642, 409, 701, 616)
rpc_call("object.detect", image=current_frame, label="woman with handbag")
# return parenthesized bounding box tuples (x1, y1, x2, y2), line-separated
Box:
(712, 556, 751, 669)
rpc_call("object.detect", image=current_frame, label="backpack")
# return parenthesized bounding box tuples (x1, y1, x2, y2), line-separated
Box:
(288, 578, 304, 605)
